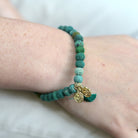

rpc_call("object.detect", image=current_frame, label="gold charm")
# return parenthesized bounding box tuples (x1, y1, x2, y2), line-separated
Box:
(73, 83, 92, 103)
(81, 86, 91, 97)
(74, 91, 84, 103)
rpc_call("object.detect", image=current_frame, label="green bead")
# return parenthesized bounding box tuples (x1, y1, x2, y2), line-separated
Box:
(40, 94, 45, 101)
(72, 32, 80, 39)
(75, 40, 84, 48)
(58, 26, 64, 30)
(76, 46, 84, 53)
(47, 93, 53, 101)
(74, 34, 83, 41)
(75, 68, 84, 75)
(76, 61, 85, 68)
(68, 84, 77, 94)
(76, 53, 85, 60)
(74, 75, 83, 83)
(53, 91, 58, 100)
(56, 89, 64, 99)
(65, 26, 73, 33)
(84, 94, 97, 102)
(69, 29, 76, 35)
(63, 87, 71, 96)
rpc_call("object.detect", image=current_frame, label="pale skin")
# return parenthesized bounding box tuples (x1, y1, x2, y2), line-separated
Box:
(0, 1, 137, 138)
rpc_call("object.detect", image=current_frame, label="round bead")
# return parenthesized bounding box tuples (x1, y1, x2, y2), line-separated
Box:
(58, 26, 64, 30)
(76, 53, 85, 60)
(47, 93, 53, 101)
(43, 94, 49, 101)
(72, 32, 80, 38)
(75, 40, 84, 48)
(63, 87, 70, 96)
(76, 61, 85, 68)
(74, 75, 83, 83)
(75, 68, 84, 75)
(65, 26, 73, 33)
(69, 29, 76, 35)
(68, 84, 77, 94)
(76, 46, 84, 53)
(56, 89, 64, 99)
(53, 91, 58, 100)
(40, 94, 45, 101)
(74, 34, 83, 41)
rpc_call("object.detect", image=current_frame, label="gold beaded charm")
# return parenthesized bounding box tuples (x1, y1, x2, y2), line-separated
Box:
(74, 91, 84, 103)
(73, 83, 92, 103)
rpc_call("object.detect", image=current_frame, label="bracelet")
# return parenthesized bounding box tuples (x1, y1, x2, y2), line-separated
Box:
(35, 25, 97, 103)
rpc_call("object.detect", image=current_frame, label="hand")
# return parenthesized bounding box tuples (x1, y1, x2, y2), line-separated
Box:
(57, 35, 138, 138)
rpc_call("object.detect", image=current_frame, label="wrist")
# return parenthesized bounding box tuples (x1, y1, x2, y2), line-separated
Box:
(33, 27, 75, 93)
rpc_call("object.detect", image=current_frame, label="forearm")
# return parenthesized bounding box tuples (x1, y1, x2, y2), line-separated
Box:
(0, 17, 75, 92)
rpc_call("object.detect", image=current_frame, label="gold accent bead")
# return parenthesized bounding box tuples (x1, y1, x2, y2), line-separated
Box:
(74, 91, 84, 103)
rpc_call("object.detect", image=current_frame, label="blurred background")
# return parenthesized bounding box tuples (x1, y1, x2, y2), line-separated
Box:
(10, 0, 138, 38)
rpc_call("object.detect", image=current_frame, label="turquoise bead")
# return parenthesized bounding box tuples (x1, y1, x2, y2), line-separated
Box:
(75, 68, 84, 75)
(76, 61, 85, 68)
(53, 91, 58, 100)
(68, 84, 77, 94)
(47, 93, 53, 101)
(74, 75, 83, 83)
(65, 26, 73, 33)
(40, 94, 45, 101)
(56, 89, 64, 99)
(58, 26, 64, 30)
(76, 53, 85, 60)
(69, 29, 76, 35)
(43, 94, 49, 101)
(63, 87, 70, 96)
(75, 40, 84, 48)
(76, 46, 85, 53)
(84, 94, 97, 102)
(74, 34, 83, 41)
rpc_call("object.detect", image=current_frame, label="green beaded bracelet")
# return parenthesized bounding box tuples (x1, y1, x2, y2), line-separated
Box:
(35, 25, 97, 103)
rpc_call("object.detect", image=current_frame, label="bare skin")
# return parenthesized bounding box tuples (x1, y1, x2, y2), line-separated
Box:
(0, 1, 137, 138)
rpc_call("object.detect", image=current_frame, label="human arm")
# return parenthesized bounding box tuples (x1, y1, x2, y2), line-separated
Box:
(0, 5, 138, 138)
(0, 16, 75, 92)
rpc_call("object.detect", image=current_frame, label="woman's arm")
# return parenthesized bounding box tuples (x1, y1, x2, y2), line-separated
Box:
(0, 17, 75, 92)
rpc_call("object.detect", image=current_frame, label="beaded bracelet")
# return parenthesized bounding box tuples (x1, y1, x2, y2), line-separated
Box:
(35, 25, 97, 103)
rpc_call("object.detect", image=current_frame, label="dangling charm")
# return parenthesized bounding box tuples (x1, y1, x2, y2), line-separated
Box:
(73, 83, 92, 103)
(74, 91, 84, 103)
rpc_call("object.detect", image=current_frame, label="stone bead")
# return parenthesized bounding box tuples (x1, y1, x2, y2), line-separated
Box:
(58, 26, 65, 30)
(84, 94, 97, 102)
(63, 87, 70, 96)
(64, 26, 73, 33)
(74, 75, 83, 83)
(76, 53, 85, 60)
(75, 40, 84, 48)
(75, 68, 84, 75)
(68, 84, 77, 94)
(53, 91, 58, 100)
(72, 32, 80, 39)
(47, 93, 53, 101)
(76, 61, 85, 68)
(74, 34, 83, 41)
(56, 89, 64, 99)
(69, 29, 76, 35)
(76, 46, 84, 53)
(40, 94, 45, 101)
